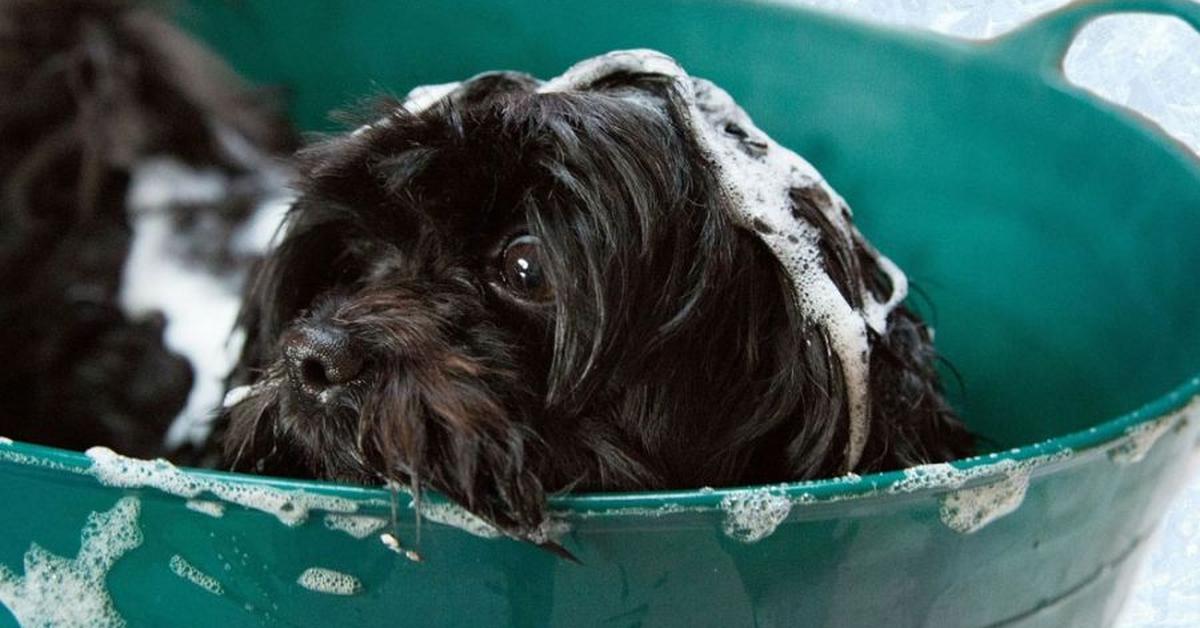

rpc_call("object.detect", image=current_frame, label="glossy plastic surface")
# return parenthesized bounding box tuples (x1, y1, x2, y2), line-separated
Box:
(3, 1, 1199, 626)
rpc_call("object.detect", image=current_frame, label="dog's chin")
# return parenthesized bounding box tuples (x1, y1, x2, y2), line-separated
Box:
(224, 354, 553, 538)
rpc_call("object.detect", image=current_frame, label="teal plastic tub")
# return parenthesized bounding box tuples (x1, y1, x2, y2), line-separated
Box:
(3, 0, 1199, 626)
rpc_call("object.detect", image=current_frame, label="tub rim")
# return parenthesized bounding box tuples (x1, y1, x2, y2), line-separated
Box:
(3, 375, 1196, 519)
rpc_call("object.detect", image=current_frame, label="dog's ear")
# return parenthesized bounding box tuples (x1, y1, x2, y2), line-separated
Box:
(709, 236, 853, 484)
(847, 226, 974, 469)
(717, 206, 973, 480)
(733, 232, 973, 478)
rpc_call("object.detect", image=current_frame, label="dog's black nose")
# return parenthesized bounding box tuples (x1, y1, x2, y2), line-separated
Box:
(282, 324, 364, 396)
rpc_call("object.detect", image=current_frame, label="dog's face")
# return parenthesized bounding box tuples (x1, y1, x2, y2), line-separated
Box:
(221, 57, 972, 542)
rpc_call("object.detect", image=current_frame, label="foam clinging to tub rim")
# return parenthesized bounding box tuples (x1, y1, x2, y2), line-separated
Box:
(414, 501, 503, 539)
(939, 470, 1032, 533)
(0, 448, 87, 475)
(85, 447, 357, 526)
(296, 567, 362, 596)
(393, 486, 569, 542)
(892, 451, 1072, 533)
(1109, 396, 1197, 465)
(0, 497, 143, 628)
(720, 489, 794, 543)
(323, 513, 389, 539)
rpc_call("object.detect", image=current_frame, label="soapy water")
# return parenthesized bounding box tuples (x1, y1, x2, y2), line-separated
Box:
(168, 555, 224, 596)
(296, 567, 362, 596)
(0, 497, 143, 628)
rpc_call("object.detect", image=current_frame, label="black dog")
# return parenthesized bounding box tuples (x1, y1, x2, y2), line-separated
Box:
(0, 0, 294, 457)
(216, 50, 973, 544)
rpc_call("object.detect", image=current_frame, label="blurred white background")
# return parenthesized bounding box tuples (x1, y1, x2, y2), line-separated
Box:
(784, 1, 1200, 626)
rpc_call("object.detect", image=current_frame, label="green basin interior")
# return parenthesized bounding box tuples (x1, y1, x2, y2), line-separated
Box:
(2, 1, 1200, 626)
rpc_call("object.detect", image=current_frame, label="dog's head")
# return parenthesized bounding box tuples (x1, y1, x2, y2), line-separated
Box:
(221, 51, 972, 542)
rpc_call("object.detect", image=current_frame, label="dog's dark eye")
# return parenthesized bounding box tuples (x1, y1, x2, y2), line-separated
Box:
(498, 235, 553, 302)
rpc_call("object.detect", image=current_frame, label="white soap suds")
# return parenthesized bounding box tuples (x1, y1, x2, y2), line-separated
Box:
(573, 448, 1078, 535)
(379, 533, 424, 562)
(890, 451, 1071, 532)
(890, 450, 1070, 495)
(1110, 416, 1179, 465)
(720, 489, 794, 543)
(403, 82, 462, 114)
(185, 500, 225, 518)
(939, 469, 1032, 533)
(221, 385, 253, 409)
(350, 81, 463, 139)
(414, 501, 503, 539)
(528, 517, 572, 545)
(296, 568, 362, 596)
(0, 497, 143, 628)
(0, 437, 12, 445)
(889, 462, 964, 494)
(86, 447, 357, 526)
(168, 555, 223, 596)
(402, 492, 569, 542)
(324, 513, 388, 539)
(380, 532, 402, 552)
(1109, 397, 1198, 465)
(0, 449, 87, 475)
(568, 503, 710, 520)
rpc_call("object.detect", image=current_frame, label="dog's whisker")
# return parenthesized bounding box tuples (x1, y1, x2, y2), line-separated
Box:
(409, 474, 423, 548)
(375, 474, 423, 562)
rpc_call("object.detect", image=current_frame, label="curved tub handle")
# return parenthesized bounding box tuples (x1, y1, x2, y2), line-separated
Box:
(986, 0, 1200, 76)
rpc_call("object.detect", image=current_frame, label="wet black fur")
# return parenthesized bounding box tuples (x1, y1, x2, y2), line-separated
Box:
(0, 0, 293, 456)
(217, 72, 974, 542)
